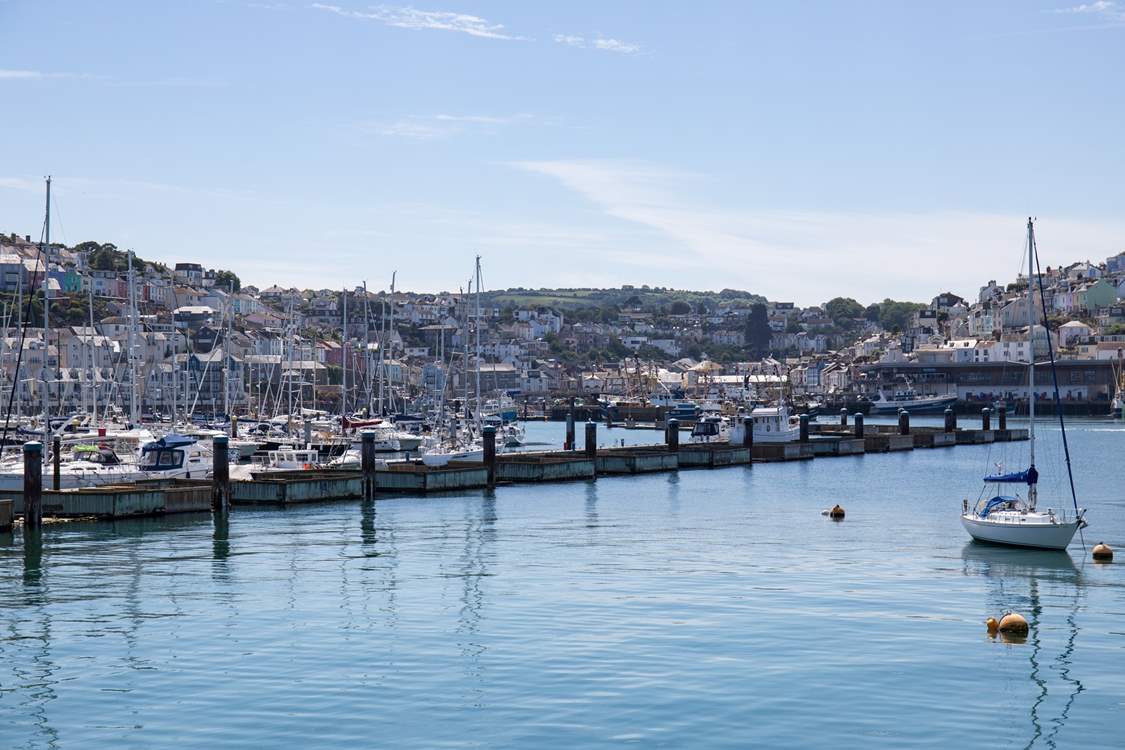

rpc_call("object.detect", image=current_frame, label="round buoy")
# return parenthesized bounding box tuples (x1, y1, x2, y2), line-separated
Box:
(829, 504, 845, 520)
(998, 612, 1029, 636)
(985, 617, 999, 636)
(1092, 542, 1113, 562)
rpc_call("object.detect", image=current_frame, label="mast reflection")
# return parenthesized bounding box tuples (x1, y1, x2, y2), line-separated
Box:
(961, 543, 1085, 749)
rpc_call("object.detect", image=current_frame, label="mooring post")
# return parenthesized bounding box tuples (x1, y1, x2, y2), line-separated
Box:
(742, 413, 753, 450)
(52, 436, 61, 491)
(667, 418, 680, 451)
(361, 429, 376, 500)
(212, 435, 230, 515)
(303, 420, 313, 449)
(840, 408, 848, 427)
(231, 415, 239, 439)
(565, 401, 576, 451)
(898, 409, 910, 436)
(944, 407, 956, 433)
(23, 441, 42, 529)
(981, 407, 991, 432)
(998, 406, 1007, 431)
(799, 414, 809, 443)
(584, 420, 597, 459)
(853, 413, 864, 440)
(483, 425, 497, 488)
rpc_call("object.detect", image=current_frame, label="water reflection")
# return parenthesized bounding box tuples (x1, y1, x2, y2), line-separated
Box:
(584, 480, 599, 530)
(16, 527, 59, 748)
(22, 526, 44, 591)
(457, 492, 496, 706)
(961, 543, 1085, 749)
(360, 499, 377, 551)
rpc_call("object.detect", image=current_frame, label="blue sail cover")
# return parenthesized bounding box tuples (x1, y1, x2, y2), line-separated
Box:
(983, 466, 1038, 485)
(142, 433, 196, 452)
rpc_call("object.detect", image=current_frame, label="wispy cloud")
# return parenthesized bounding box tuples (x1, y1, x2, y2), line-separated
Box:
(1052, 1, 1124, 16)
(369, 113, 534, 139)
(0, 177, 41, 192)
(0, 69, 92, 81)
(311, 3, 524, 39)
(510, 159, 1125, 304)
(553, 33, 642, 54)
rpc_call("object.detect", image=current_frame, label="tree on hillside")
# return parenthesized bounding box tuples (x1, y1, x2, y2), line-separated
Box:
(669, 300, 692, 315)
(876, 298, 927, 333)
(745, 303, 771, 355)
(215, 269, 241, 292)
(825, 297, 864, 327)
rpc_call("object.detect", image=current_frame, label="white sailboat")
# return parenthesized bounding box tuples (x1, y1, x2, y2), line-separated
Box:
(960, 219, 1086, 550)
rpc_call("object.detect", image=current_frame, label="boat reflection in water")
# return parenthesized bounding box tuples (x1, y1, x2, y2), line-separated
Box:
(961, 544, 1085, 749)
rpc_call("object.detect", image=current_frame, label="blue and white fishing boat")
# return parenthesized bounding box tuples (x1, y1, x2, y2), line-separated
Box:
(960, 219, 1086, 550)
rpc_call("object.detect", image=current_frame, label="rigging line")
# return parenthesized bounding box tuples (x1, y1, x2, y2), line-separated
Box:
(1031, 225, 1084, 548)
(0, 230, 48, 447)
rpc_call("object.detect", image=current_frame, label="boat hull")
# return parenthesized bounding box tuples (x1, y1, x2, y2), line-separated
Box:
(960, 514, 1081, 550)
(870, 395, 957, 413)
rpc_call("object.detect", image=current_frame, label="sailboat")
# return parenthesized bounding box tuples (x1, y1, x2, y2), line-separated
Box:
(960, 219, 1087, 550)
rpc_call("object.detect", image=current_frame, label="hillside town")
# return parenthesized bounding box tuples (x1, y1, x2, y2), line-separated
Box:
(3, 230, 1125, 420)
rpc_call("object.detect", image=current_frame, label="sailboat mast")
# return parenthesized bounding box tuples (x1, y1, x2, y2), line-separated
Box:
(41, 176, 51, 441)
(1026, 218, 1036, 470)
(127, 250, 140, 424)
(342, 286, 348, 419)
(474, 255, 482, 433)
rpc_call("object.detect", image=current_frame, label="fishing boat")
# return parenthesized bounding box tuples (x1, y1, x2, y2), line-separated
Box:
(869, 379, 957, 413)
(960, 219, 1086, 550)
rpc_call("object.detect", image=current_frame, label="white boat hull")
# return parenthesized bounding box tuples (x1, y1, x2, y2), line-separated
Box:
(421, 449, 484, 467)
(960, 514, 1081, 550)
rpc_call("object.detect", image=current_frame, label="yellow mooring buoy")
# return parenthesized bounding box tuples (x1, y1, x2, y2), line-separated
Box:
(828, 504, 845, 520)
(1092, 542, 1113, 562)
(998, 612, 1029, 636)
(985, 617, 999, 636)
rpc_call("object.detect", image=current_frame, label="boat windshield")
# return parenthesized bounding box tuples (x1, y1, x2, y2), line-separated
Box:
(141, 449, 184, 470)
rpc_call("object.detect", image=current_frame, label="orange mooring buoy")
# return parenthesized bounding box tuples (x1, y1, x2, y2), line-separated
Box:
(998, 612, 1029, 636)
(985, 617, 999, 636)
(1092, 542, 1113, 562)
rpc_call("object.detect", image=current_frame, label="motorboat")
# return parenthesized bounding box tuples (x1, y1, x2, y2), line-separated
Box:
(136, 433, 214, 480)
(869, 382, 957, 413)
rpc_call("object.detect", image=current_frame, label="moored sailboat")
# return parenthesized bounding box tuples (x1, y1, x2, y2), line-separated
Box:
(960, 219, 1086, 550)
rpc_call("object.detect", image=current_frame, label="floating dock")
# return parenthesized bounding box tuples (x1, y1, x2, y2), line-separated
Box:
(231, 471, 363, 505)
(2, 416, 1029, 523)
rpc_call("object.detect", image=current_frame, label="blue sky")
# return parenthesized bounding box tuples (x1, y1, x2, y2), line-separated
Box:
(2, 1, 1123, 304)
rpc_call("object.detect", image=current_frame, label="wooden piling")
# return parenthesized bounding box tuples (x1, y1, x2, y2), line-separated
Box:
(799, 414, 810, 443)
(853, 413, 864, 440)
(840, 408, 848, 427)
(998, 407, 1007, 431)
(52, 436, 61, 491)
(212, 435, 230, 514)
(944, 407, 956, 433)
(231, 415, 239, 438)
(584, 421, 597, 459)
(565, 399, 576, 450)
(666, 418, 680, 451)
(361, 430, 376, 500)
(898, 409, 910, 436)
(742, 414, 753, 450)
(483, 425, 497, 488)
(981, 407, 991, 432)
(23, 441, 42, 529)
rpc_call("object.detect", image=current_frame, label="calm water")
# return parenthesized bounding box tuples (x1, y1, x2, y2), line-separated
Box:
(3, 418, 1124, 748)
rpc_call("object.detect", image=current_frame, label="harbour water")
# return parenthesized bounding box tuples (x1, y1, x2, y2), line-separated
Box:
(2, 418, 1123, 748)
